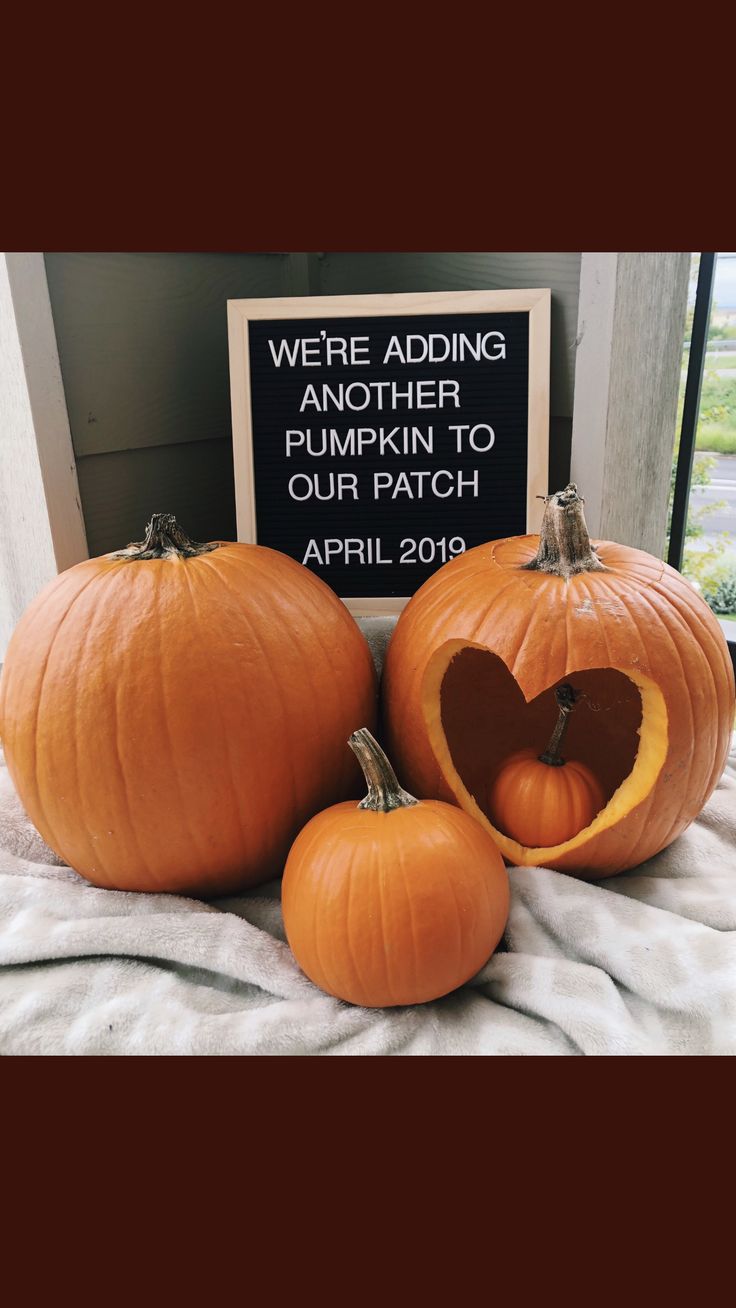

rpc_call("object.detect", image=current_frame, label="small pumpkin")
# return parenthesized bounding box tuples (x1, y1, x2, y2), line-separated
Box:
(282, 728, 509, 1008)
(383, 484, 735, 877)
(0, 514, 377, 894)
(487, 684, 606, 847)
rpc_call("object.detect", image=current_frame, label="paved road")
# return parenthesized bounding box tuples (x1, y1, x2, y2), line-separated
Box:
(691, 453, 736, 537)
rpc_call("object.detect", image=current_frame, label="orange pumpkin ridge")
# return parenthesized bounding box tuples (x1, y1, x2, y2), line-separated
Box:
(382, 484, 735, 878)
(0, 514, 377, 895)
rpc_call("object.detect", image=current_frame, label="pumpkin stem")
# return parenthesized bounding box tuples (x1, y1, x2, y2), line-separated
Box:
(539, 683, 579, 767)
(522, 484, 606, 579)
(111, 513, 220, 561)
(349, 728, 419, 813)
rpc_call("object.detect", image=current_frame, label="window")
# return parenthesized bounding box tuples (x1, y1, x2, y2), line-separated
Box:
(668, 253, 736, 661)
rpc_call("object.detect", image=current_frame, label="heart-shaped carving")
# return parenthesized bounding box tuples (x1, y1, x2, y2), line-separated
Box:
(419, 639, 667, 871)
(440, 647, 642, 812)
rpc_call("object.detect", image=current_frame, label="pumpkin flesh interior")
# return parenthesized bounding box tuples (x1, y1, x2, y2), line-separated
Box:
(422, 642, 669, 865)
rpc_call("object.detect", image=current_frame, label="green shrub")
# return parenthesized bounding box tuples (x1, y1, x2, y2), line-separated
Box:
(710, 568, 736, 615)
(681, 543, 736, 619)
(681, 541, 730, 600)
(699, 372, 736, 422)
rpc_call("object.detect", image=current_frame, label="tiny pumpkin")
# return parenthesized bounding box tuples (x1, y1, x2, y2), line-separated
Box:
(487, 684, 606, 847)
(0, 514, 377, 895)
(282, 728, 509, 1008)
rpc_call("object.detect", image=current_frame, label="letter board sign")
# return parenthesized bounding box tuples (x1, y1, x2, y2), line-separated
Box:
(228, 289, 550, 614)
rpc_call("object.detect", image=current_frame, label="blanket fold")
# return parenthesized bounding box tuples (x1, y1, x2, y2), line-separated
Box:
(2, 750, 734, 1054)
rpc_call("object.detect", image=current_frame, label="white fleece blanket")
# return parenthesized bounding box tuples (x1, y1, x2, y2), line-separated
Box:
(1, 618, 735, 1056)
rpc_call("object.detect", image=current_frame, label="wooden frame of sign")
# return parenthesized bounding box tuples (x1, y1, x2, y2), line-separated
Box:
(227, 288, 550, 616)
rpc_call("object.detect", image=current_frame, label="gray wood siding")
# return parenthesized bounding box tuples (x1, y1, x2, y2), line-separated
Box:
(45, 252, 582, 557)
(45, 253, 292, 458)
(75, 440, 237, 557)
(45, 252, 292, 555)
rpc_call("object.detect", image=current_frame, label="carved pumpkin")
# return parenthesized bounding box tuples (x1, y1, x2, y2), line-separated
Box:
(0, 515, 377, 895)
(282, 729, 509, 1007)
(383, 485, 735, 878)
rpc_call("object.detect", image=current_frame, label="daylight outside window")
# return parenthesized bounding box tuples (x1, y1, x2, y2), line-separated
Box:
(670, 252, 736, 643)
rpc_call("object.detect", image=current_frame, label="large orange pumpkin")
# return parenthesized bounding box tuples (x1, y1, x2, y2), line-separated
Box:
(383, 485, 735, 878)
(282, 728, 509, 1007)
(0, 514, 377, 895)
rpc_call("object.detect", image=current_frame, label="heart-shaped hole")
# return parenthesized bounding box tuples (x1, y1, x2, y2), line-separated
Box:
(441, 647, 642, 812)
(419, 641, 668, 866)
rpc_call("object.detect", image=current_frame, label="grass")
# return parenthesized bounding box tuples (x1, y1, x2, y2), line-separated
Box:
(696, 426, 736, 454)
(685, 354, 736, 373)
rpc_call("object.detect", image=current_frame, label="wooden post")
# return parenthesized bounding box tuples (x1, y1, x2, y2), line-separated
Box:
(570, 252, 690, 555)
(0, 253, 88, 660)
